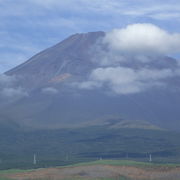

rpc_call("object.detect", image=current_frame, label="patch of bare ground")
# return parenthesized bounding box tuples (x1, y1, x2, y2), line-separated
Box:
(4, 165, 180, 180)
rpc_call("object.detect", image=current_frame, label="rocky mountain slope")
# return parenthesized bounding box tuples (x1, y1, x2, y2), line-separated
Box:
(0, 31, 180, 130)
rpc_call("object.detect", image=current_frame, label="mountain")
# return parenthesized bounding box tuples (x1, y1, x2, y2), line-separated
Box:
(1, 31, 180, 168)
(6, 31, 105, 89)
(0, 31, 180, 130)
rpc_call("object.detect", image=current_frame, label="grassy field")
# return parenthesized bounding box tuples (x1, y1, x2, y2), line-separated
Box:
(0, 178, 131, 180)
(1, 160, 180, 180)
(67, 159, 180, 168)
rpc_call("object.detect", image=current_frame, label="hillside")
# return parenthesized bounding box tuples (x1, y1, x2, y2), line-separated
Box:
(0, 123, 180, 169)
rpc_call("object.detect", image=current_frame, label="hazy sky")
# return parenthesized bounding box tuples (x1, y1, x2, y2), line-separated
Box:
(0, 0, 180, 73)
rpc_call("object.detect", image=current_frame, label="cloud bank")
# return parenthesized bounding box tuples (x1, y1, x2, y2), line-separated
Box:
(81, 67, 179, 94)
(77, 23, 180, 95)
(1, 87, 28, 98)
(0, 74, 28, 99)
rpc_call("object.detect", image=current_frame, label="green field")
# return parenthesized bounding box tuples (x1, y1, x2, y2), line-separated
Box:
(0, 178, 131, 180)
(68, 159, 180, 168)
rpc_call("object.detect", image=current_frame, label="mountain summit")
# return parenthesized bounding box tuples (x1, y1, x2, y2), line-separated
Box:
(1, 31, 180, 130)
(6, 31, 105, 89)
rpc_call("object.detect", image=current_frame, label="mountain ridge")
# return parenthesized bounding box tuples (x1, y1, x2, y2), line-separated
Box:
(0, 31, 180, 130)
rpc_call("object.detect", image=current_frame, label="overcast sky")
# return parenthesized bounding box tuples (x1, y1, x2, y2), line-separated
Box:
(0, 0, 180, 73)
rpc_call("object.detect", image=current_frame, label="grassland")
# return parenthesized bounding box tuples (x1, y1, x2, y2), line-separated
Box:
(1, 160, 180, 180)
(67, 159, 180, 168)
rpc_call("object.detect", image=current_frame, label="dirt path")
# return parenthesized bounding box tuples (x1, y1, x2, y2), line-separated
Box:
(4, 165, 180, 180)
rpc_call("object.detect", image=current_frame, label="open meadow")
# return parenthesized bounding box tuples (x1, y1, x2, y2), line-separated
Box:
(1, 160, 180, 180)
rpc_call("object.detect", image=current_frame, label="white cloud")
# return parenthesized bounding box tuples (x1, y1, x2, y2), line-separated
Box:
(42, 87, 58, 94)
(78, 67, 179, 94)
(0, 74, 16, 86)
(0, 75, 28, 99)
(92, 24, 180, 67)
(1, 87, 28, 98)
(74, 81, 101, 90)
(103, 23, 180, 55)
(76, 23, 180, 95)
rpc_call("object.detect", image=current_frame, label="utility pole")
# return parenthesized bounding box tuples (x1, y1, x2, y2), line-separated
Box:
(33, 154, 37, 165)
(149, 154, 152, 162)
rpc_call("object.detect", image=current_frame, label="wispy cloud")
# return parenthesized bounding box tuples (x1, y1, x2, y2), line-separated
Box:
(0, 31, 43, 72)
(149, 12, 180, 20)
(41, 87, 58, 95)
(85, 67, 178, 94)
(1, 87, 28, 98)
(77, 66, 180, 95)
(0, 74, 28, 100)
